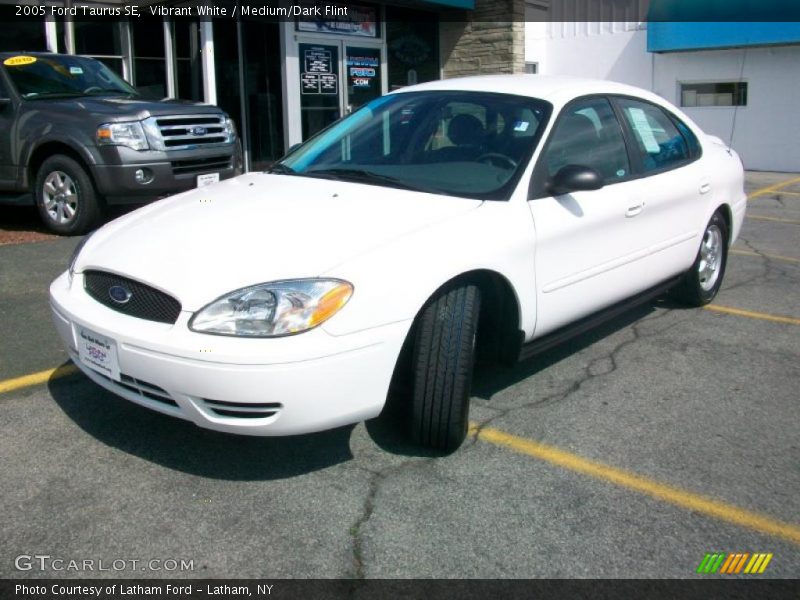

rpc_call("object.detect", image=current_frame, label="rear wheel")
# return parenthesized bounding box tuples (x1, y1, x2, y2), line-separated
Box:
(35, 154, 101, 235)
(672, 211, 728, 306)
(410, 284, 481, 451)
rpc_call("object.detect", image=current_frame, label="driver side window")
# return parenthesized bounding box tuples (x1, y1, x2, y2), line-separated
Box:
(544, 97, 630, 183)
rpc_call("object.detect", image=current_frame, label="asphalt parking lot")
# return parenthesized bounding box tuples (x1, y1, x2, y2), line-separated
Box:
(1, 172, 798, 580)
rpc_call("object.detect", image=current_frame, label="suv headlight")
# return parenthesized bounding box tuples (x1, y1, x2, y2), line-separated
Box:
(189, 279, 353, 337)
(97, 121, 149, 151)
(223, 116, 237, 142)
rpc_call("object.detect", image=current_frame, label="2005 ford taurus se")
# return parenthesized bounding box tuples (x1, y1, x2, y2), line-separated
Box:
(50, 75, 746, 450)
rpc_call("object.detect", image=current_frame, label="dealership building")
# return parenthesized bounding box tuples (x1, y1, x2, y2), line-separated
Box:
(3, 0, 798, 172)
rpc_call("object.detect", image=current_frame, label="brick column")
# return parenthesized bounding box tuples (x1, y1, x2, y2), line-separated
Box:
(440, 0, 525, 78)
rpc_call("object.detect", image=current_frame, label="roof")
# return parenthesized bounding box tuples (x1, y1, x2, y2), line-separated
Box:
(394, 74, 664, 108)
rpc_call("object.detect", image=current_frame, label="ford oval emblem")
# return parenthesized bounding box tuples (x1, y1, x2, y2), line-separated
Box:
(108, 285, 133, 304)
(189, 126, 207, 136)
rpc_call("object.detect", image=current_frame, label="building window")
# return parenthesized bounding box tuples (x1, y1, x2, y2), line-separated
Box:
(386, 7, 439, 91)
(132, 19, 167, 98)
(525, 62, 538, 74)
(0, 6, 47, 52)
(74, 20, 127, 77)
(680, 82, 747, 107)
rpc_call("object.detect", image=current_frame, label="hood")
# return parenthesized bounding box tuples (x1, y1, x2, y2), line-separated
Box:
(24, 95, 221, 121)
(77, 173, 482, 311)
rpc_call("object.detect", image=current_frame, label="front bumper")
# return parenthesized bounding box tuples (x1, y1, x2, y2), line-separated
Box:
(49, 271, 410, 436)
(91, 144, 242, 205)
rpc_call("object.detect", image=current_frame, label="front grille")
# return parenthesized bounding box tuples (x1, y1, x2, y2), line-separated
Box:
(171, 155, 232, 176)
(202, 398, 283, 419)
(155, 114, 229, 150)
(84, 270, 181, 324)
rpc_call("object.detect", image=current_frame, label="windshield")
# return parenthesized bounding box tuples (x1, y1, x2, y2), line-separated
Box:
(278, 91, 551, 200)
(3, 54, 137, 99)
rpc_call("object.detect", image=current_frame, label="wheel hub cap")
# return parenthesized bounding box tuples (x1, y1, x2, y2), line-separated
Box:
(698, 224, 723, 291)
(42, 171, 78, 225)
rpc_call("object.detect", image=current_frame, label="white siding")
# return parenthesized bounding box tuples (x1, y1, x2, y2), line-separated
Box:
(524, 21, 800, 171)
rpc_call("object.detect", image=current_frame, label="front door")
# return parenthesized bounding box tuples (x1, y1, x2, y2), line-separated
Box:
(298, 39, 383, 140)
(529, 96, 650, 337)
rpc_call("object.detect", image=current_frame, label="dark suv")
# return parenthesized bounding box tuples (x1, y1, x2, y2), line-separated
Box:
(0, 52, 242, 234)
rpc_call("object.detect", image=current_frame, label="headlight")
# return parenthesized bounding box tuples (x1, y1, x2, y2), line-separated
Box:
(97, 121, 149, 151)
(189, 279, 353, 337)
(223, 116, 237, 142)
(68, 231, 95, 283)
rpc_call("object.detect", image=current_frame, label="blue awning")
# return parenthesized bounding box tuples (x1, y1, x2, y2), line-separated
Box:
(648, 22, 800, 52)
(647, 0, 800, 22)
(418, 0, 475, 8)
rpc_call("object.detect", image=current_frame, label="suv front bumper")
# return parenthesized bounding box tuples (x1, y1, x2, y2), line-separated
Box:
(91, 143, 242, 205)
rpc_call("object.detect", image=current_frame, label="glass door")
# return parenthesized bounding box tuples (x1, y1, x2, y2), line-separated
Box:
(297, 39, 384, 140)
(299, 42, 341, 140)
(344, 46, 382, 113)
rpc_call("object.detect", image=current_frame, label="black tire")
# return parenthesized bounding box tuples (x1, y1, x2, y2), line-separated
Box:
(35, 154, 101, 235)
(411, 284, 481, 451)
(672, 211, 729, 307)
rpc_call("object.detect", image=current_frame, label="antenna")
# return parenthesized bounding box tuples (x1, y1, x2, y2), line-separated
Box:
(727, 45, 748, 156)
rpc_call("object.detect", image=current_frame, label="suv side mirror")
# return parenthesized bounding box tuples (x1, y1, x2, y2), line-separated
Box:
(548, 164, 604, 196)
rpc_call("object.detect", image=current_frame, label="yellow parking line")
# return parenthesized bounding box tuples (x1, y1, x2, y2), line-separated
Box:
(747, 214, 800, 225)
(730, 249, 800, 264)
(470, 424, 800, 545)
(747, 175, 800, 200)
(703, 304, 800, 326)
(774, 190, 800, 197)
(0, 364, 78, 395)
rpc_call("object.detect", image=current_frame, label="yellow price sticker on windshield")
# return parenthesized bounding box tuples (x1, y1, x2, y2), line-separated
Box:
(4, 55, 37, 67)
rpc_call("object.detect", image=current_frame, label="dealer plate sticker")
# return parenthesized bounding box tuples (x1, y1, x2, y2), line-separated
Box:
(77, 327, 121, 382)
(197, 173, 219, 188)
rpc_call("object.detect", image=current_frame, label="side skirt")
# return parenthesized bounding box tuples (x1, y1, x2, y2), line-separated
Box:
(517, 275, 683, 362)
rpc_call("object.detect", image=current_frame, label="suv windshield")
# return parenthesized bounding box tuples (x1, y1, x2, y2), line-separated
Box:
(3, 54, 137, 99)
(278, 91, 551, 200)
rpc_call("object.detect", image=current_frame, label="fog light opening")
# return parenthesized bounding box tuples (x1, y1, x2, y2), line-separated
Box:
(134, 168, 154, 185)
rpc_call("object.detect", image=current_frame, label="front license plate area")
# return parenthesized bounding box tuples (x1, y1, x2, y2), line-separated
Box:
(76, 326, 121, 382)
(197, 172, 220, 187)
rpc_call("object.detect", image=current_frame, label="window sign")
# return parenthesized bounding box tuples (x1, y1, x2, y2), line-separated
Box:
(301, 46, 338, 95)
(297, 4, 378, 38)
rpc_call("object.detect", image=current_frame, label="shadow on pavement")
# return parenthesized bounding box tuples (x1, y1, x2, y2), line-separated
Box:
(48, 365, 355, 481)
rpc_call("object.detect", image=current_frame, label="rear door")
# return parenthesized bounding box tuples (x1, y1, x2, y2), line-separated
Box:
(611, 96, 706, 276)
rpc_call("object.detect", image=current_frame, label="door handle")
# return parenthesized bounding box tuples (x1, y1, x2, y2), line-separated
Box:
(699, 181, 712, 194)
(625, 203, 644, 218)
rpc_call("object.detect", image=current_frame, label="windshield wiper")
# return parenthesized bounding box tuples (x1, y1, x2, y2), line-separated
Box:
(266, 163, 297, 175)
(24, 92, 84, 100)
(304, 168, 428, 192)
(83, 88, 135, 97)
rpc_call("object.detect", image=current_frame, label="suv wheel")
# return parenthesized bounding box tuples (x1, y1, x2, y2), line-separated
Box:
(35, 155, 100, 235)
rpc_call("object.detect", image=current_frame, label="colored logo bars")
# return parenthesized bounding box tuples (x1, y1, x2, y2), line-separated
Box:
(697, 552, 773, 574)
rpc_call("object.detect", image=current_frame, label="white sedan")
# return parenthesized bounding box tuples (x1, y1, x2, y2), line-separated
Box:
(50, 75, 746, 451)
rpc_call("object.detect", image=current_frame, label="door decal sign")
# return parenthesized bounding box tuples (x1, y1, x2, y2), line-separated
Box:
(301, 47, 338, 95)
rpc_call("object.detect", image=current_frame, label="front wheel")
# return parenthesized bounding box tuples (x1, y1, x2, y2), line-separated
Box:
(410, 284, 481, 451)
(35, 154, 101, 235)
(672, 211, 729, 306)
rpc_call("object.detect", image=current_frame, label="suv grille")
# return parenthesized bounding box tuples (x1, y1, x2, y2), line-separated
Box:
(83, 270, 181, 324)
(155, 114, 229, 150)
(171, 155, 232, 176)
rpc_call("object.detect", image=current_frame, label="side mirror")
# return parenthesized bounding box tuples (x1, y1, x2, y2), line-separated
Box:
(547, 164, 604, 196)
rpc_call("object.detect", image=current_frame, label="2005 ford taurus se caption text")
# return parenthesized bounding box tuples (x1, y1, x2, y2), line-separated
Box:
(50, 75, 746, 451)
